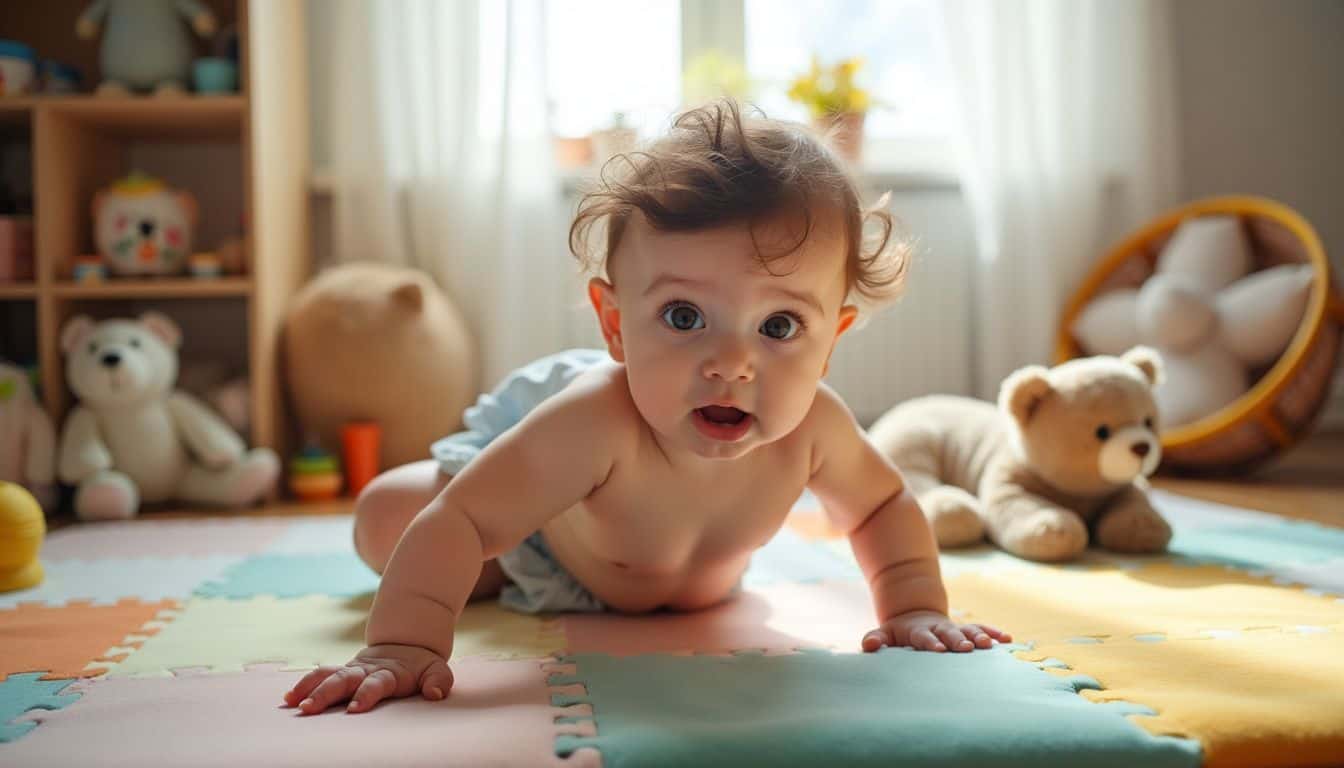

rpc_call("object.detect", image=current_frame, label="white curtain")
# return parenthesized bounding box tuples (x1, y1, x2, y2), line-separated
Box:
(325, 0, 580, 389)
(941, 0, 1182, 398)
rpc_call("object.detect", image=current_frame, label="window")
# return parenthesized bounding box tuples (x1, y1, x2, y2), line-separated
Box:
(743, 0, 954, 141)
(543, 0, 954, 175)
(544, 0, 682, 141)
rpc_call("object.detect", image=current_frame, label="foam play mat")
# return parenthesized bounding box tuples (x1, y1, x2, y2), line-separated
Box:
(2, 489, 1342, 767)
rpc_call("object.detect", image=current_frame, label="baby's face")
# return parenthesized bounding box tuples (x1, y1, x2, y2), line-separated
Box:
(595, 211, 856, 461)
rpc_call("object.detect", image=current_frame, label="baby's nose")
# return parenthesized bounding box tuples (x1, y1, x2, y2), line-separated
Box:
(702, 340, 754, 382)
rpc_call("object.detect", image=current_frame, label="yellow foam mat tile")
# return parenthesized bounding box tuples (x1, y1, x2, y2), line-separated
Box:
(1016, 629, 1344, 768)
(104, 595, 564, 678)
(945, 562, 1344, 644)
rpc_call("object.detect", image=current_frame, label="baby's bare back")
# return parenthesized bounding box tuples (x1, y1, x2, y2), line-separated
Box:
(540, 363, 815, 612)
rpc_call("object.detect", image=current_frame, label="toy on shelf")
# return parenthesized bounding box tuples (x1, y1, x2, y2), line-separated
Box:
(192, 57, 237, 94)
(93, 172, 197, 277)
(289, 444, 342, 501)
(0, 40, 37, 96)
(0, 362, 57, 512)
(215, 235, 246, 275)
(73, 255, 108, 283)
(76, 0, 217, 96)
(57, 312, 279, 521)
(0, 481, 44, 593)
(188, 251, 222, 278)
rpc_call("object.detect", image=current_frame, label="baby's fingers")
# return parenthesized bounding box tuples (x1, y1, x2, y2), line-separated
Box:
(910, 627, 945, 652)
(971, 623, 1012, 643)
(419, 658, 455, 701)
(347, 668, 398, 713)
(861, 627, 891, 653)
(299, 667, 366, 715)
(283, 666, 341, 708)
(936, 625, 975, 652)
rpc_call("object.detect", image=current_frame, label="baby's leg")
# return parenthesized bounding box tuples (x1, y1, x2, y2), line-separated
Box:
(353, 459, 507, 600)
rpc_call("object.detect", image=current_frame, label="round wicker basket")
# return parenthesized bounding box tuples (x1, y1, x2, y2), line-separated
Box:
(1056, 196, 1344, 475)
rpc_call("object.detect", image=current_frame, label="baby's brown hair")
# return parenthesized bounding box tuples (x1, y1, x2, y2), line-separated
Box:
(569, 99, 910, 320)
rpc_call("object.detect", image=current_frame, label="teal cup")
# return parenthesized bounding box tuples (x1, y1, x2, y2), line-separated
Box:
(193, 57, 237, 94)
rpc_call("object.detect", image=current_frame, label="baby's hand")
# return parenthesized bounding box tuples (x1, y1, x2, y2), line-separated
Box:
(282, 643, 453, 715)
(861, 609, 1012, 653)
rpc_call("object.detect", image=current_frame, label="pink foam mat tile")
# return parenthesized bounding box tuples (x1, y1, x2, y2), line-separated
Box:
(1, 660, 601, 768)
(42, 517, 296, 561)
(561, 581, 877, 655)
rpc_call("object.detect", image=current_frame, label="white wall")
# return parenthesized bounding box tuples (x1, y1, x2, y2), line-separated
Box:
(1171, 0, 1344, 428)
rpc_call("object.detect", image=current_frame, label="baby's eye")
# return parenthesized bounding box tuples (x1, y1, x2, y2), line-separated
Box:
(760, 312, 804, 341)
(660, 302, 704, 332)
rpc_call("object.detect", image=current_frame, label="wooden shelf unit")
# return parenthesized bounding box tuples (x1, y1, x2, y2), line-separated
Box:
(0, 0, 310, 464)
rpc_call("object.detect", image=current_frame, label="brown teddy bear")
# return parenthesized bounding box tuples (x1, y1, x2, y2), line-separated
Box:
(867, 347, 1173, 562)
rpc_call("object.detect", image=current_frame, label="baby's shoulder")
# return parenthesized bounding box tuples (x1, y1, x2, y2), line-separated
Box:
(798, 382, 861, 472)
(549, 358, 641, 443)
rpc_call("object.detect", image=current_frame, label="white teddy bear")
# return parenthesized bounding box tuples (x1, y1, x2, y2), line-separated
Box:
(57, 312, 279, 521)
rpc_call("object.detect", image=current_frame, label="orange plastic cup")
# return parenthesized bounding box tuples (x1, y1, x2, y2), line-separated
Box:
(341, 422, 381, 497)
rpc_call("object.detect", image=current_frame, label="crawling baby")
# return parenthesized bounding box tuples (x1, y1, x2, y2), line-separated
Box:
(284, 99, 1009, 715)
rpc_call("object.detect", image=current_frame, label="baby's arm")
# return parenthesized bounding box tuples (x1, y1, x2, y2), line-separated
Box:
(284, 378, 621, 714)
(806, 386, 1011, 653)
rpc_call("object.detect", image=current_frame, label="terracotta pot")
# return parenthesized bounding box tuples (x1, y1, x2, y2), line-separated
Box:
(552, 135, 594, 170)
(812, 111, 866, 165)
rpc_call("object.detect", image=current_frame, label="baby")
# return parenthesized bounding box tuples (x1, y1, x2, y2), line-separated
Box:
(284, 100, 1009, 716)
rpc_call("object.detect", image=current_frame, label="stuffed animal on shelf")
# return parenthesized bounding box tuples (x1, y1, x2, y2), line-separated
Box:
(1070, 215, 1312, 428)
(867, 347, 1172, 563)
(57, 312, 279, 521)
(76, 0, 217, 96)
(0, 362, 57, 512)
(92, 172, 197, 278)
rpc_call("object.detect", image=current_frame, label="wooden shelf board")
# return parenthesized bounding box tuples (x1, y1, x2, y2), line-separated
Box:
(0, 282, 38, 299)
(53, 276, 253, 299)
(42, 95, 245, 140)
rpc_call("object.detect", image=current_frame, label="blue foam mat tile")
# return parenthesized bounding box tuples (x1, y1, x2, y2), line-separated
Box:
(549, 647, 1201, 768)
(0, 673, 80, 742)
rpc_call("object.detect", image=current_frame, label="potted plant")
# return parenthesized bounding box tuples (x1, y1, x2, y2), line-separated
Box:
(787, 56, 870, 164)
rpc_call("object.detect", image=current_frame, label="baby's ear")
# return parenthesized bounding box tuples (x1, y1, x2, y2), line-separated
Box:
(999, 365, 1053, 428)
(587, 277, 624, 362)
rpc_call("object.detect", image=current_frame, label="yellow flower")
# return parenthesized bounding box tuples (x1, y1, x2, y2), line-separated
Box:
(787, 55, 870, 119)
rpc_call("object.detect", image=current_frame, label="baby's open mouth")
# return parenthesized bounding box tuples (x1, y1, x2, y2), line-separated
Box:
(697, 405, 749, 425)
